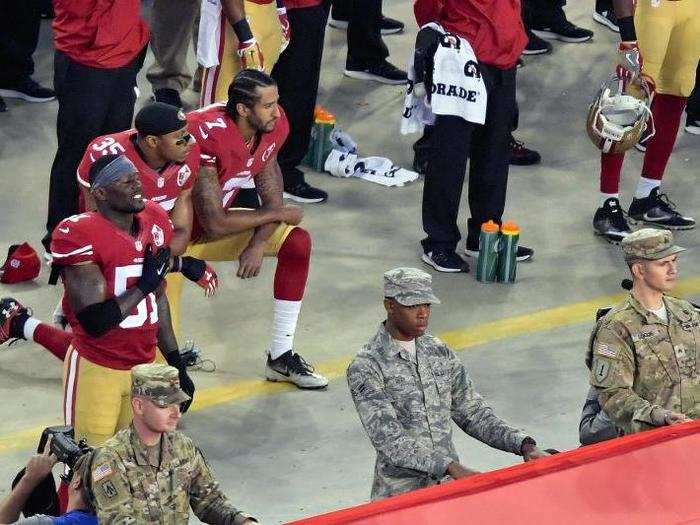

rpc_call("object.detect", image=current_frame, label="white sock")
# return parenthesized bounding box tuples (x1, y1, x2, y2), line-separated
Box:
(600, 193, 620, 207)
(268, 299, 302, 360)
(634, 177, 660, 199)
(23, 317, 41, 340)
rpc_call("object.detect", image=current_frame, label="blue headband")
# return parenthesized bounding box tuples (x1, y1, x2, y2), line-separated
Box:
(90, 156, 138, 191)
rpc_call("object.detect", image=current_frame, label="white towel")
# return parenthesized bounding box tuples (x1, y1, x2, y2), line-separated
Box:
(324, 150, 419, 187)
(401, 24, 487, 134)
(198, 0, 222, 68)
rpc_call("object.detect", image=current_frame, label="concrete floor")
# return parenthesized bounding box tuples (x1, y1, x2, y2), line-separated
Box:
(0, 1, 699, 523)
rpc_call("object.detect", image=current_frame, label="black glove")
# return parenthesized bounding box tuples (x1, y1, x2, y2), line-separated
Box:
(165, 350, 195, 413)
(172, 256, 205, 281)
(137, 244, 171, 295)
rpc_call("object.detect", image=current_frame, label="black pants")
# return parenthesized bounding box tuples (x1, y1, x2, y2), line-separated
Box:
(687, 62, 700, 120)
(421, 64, 517, 253)
(0, 0, 40, 86)
(45, 48, 146, 247)
(595, 0, 613, 12)
(522, 0, 566, 29)
(332, 0, 388, 67)
(272, 2, 330, 187)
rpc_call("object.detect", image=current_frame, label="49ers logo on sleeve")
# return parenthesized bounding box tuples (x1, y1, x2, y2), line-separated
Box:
(151, 224, 165, 247)
(262, 142, 277, 162)
(177, 165, 192, 187)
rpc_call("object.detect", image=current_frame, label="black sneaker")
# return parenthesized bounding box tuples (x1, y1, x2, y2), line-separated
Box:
(684, 117, 700, 135)
(0, 95, 6, 113)
(344, 60, 407, 85)
(509, 135, 541, 166)
(422, 250, 469, 273)
(593, 197, 631, 244)
(283, 180, 328, 204)
(380, 16, 404, 35)
(153, 88, 184, 108)
(523, 30, 553, 55)
(0, 297, 30, 345)
(266, 350, 328, 389)
(532, 18, 594, 43)
(0, 78, 55, 102)
(628, 188, 695, 230)
(592, 9, 619, 32)
(465, 245, 535, 262)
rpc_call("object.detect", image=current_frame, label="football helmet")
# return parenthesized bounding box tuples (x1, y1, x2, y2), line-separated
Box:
(586, 74, 654, 154)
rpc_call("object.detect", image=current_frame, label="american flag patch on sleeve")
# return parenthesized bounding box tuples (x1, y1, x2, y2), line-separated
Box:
(596, 344, 618, 359)
(93, 463, 113, 482)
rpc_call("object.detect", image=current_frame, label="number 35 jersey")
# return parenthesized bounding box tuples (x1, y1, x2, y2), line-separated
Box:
(50, 201, 174, 370)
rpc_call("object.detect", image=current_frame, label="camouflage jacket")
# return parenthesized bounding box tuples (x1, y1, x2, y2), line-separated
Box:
(87, 425, 254, 525)
(589, 294, 700, 434)
(347, 323, 530, 500)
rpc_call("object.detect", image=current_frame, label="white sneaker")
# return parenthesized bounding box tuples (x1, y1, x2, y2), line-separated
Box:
(266, 350, 328, 389)
(328, 17, 349, 29)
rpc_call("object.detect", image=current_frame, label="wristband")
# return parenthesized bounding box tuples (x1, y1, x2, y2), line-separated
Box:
(618, 17, 636, 42)
(232, 18, 254, 43)
(276, 0, 284, 7)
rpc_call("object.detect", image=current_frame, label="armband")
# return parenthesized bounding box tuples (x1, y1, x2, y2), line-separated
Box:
(232, 18, 254, 43)
(76, 299, 122, 337)
(618, 17, 636, 42)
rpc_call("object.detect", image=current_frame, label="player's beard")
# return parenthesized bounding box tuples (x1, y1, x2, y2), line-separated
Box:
(249, 113, 276, 134)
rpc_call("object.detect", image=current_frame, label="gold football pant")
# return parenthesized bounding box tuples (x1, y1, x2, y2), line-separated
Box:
(636, 0, 700, 97)
(166, 222, 295, 336)
(200, 1, 284, 106)
(63, 347, 154, 446)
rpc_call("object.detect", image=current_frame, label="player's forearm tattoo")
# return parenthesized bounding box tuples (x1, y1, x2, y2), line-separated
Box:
(192, 167, 225, 227)
(255, 161, 284, 208)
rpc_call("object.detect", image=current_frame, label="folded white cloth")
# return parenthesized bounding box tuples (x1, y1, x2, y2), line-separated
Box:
(324, 150, 419, 187)
(198, 0, 222, 68)
(329, 128, 358, 154)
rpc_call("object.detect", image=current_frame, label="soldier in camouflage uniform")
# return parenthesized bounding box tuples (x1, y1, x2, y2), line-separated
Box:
(589, 228, 697, 436)
(347, 267, 549, 500)
(86, 363, 257, 524)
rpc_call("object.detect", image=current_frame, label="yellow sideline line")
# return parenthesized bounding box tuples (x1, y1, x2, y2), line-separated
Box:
(3, 276, 700, 455)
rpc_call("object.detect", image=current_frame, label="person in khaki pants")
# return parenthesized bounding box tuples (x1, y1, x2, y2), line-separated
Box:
(147, 0, 201, 108)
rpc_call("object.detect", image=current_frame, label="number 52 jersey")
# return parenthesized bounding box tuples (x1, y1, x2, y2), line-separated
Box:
(50, 201, 174, 370)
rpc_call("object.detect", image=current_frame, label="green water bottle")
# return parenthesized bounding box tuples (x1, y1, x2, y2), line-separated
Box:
(476, 220, 500, 282)
(496, 221, 519, 283)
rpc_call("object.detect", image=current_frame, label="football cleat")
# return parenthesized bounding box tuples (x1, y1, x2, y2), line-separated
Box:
(1, 297, 29, 345)
(593, 198, 632, 244)
(266, 350, 328, 389)
(586, 74, 654, 154)
(628, 188, 695, 230)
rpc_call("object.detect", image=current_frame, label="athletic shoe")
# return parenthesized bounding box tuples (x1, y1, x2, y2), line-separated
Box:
(266, 350, 329, 389)
(0, 297, 29, 345)
(153, 88, 183, 109)
(283, 180, 328, 204)
(328, 16, 349, 29)
(344, 60, 407, 85)
(379, 16, 404, 35)
(593, 197, 631, 244)
(516, 58, 525, 69)
(465, 245, 535, 262)
(0, 95, 6, 113)
(685, 118, 700, 135)
(628, 188, 695, 230)
(0, 78, 55, 103)
(422, 250, 469, 273)
(522, 31, 552, 55)
(509, 135, 541, 166)
(532, 18, 594, 43)
(592, 9, 619, 32)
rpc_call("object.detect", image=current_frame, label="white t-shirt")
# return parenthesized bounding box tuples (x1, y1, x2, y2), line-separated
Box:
(394, 338, 417, 363)
(649, 303, 668, 323)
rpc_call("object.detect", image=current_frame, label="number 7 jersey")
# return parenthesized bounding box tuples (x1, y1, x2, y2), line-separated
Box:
(50, 201, 174, 370)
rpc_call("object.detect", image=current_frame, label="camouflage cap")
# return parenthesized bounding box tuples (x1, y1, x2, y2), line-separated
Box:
(131, 363, 190, 407)
(621, 228, 685, 261)
(384, 267, 441, 306)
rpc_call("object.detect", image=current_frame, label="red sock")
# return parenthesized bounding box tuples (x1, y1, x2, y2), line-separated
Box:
(641, 93, 687, 180)
(57, 478, 69, 513)
(600, 152, 625, 194)
(274, 228, 311, 301)
(33, 323, 72, 360)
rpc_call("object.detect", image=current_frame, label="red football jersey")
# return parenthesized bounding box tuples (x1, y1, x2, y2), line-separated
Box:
(77, 129, 199, 213)
(50, 201, 174, 370)
(187, 103, 290, 239)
